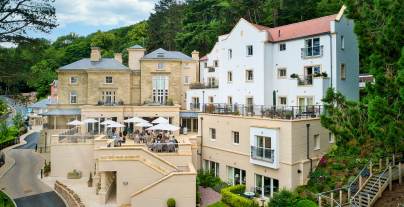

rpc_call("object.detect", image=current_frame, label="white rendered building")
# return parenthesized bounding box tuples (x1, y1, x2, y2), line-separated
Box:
(187, 7, 359, 111)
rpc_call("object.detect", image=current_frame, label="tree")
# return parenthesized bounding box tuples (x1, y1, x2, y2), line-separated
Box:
(0, 0, 57, 43)
(27, 59, 57, 98)
(12, 111, 23, 129)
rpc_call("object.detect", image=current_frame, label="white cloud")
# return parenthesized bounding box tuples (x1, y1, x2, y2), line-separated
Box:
(55, 0, 156, 27)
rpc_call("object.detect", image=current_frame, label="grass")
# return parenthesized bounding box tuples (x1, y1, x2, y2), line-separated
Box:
(208, 201, 229, 207)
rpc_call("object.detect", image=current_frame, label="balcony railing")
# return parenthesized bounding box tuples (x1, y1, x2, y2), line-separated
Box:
(297, 75, 313, 86)
(301, 45, 323, 58)
(201, 104, 323, 120)
(189, 82, 219, 89)
(208, 67, 215, 73)
(189, 103, 201, 111)
(251, 146, 274, 163)
(97, 100, 124, 106)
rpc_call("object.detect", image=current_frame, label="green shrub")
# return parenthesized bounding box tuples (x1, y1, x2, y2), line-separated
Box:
(167, 198, 176, 207)
(196, 190, 201, 204)
(221, 185, 259, 207)
(67, 169, 82, 179)
(268, 189, 298, 207)
(296, 199, 317, 207)
(197, 170, 221, 188)
(213, 181, 229, 192)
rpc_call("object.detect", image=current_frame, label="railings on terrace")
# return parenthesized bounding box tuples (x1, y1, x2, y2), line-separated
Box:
(297, 75, 313, 86)
(56, 127, 95, 143)
(195, 103, 322, 120)
(189, 81, 219, 89)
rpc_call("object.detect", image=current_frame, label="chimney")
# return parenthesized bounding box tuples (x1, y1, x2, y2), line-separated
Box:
(191, 50, 199, 60)
(127, 45, 145, 70)
(90, 47, 101, 62)
(114, 53, 123, 64)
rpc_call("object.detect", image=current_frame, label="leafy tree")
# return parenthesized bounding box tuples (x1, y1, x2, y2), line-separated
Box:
(0, 120, 9, 140)
(12, 111, 23, 129)
(27, 59, 57, 98)
(0, 99, 8, 116)
(0, 0, 57, 43)
(267, 189, 298, 207)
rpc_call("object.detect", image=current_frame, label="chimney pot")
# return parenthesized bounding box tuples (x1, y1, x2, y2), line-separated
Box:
(90, 47, 101, 62)
(114, 53, 123, 64)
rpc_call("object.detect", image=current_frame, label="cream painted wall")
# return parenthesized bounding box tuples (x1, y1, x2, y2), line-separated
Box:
(50, 143, 94, 177)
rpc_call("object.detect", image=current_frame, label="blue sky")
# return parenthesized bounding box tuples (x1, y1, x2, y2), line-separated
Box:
(32, 0, 157, 41)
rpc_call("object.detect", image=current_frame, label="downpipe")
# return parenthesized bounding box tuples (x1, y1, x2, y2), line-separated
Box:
(306, 123, 313, 173)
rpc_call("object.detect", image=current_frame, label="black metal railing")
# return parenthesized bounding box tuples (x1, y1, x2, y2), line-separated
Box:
(301, 45, 323, 58)
(97, 100, 124, 106)
(189, 103, 201, 111)
(251, 146, 274, 163)
(297, 75, 313, 86)
(189, 81, 219, 89)
(201, 104, 322, 120)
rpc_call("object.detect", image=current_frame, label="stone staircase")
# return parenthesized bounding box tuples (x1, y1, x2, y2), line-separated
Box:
(318, 155, 403, 207)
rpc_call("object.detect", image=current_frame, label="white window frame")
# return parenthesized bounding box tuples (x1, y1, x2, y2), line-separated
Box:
(314, 134, 320, 150)
(227, 71, 233, 83)
(152, 76, 169, 104)
(105, 76, 113, 84)
(228, 49, 232, 59)
(209, 128, 216, 140)
(246, 45, 253, 56)
(277, 68, 287, 79)
(227, 166, 246, 186)
(328, 132, 334, 143)
(279, 43, 286, 51)
(208, 96, 214, 103)
(246, 70, 254, 82)
(232, 131, 240, 144)
(341, 35, 345, 50)
(340, 64, 346, 80)
(70, 91, 77, 104)
(204, 160, 219, 177)
(227, 96, 233, 105)
(279, 96, 287, 105)
(184, 76, 190, 85)
(214, 60, 219, 67)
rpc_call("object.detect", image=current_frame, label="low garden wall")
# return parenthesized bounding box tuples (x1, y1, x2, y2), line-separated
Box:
(54, 181, 85, 207)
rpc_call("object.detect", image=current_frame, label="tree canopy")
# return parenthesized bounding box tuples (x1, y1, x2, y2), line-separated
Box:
(0, 0, 57, 43)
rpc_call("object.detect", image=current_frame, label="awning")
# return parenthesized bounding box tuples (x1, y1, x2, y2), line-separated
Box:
(41, 108, 81, 116)
(180, 111, 199, 118)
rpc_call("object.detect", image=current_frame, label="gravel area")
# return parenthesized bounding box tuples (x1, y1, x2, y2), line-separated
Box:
(199, 186, 221, 207)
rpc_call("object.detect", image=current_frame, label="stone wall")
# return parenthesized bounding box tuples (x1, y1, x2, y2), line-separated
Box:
(54, 181, 85, 207)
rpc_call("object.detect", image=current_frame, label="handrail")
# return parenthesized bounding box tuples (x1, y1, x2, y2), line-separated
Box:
(318, 194, 342, 207)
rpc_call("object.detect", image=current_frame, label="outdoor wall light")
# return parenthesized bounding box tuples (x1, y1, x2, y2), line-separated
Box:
(123, 181, 128, 185)
(297, 169, 302, 174)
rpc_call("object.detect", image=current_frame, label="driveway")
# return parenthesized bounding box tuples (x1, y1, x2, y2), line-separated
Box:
(0, 132, 66, 207)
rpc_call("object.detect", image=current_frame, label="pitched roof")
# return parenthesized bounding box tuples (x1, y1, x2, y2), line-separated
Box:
(200, 55, 208, 61)
(59, 58, 128, 70)
(29, 98, 57, 109)
(129, 44, 144, 49)
(41, 108, 81, 116)
(252, 14, 338, 42)
(143, 48, 192, 61)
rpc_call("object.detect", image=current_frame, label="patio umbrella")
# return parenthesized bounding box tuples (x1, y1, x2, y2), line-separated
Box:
(100, 119, 118, 125)
(151, 117, 169, 124)
(124, 117, 148, 123)
(83, 118, 98, 123)
(135, 122, 153, 127)
(146, 123, 179, 132)
(67, 120, 83, 126)
(106, 122, 125, 128)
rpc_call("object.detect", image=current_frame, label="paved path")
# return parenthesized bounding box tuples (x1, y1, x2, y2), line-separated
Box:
(199, 186, 221, 207)
(0, 132, 66, 207)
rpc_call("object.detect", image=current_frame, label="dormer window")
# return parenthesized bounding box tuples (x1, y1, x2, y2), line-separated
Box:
(157, 53, 164, 58)
(105, 76, 113, 84)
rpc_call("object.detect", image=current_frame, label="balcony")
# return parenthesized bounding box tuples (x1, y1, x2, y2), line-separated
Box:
(97, 100, 124, 106)
(297, 75, 313, 86)
(189, 81, 219, 89)
(251, 146, 274, 163)
(301, 45, 323, 58)
(208, 67, 215, 73)
(202, 104, 323, 120)
(189, 103, 201, 111)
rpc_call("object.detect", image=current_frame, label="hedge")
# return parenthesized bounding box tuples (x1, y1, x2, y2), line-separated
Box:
(296, 199, 317, 207)
(220, 185, 259, 207)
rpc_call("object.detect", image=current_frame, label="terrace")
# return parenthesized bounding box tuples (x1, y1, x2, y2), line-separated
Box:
(190, 103, 323, 120)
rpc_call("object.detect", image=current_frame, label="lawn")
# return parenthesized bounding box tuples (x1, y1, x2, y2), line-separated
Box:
(0, 191, 15, 207)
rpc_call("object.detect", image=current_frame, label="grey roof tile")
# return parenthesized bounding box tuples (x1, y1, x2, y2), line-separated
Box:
(129, 45, 144, 49)
(59, 58, 128, 70)
(143, 48, 192, 61)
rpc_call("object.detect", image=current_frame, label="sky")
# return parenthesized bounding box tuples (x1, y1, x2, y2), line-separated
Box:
(31, 0, 158, 41)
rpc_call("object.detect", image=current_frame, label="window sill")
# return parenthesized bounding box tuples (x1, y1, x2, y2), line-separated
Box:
(313, 148, 320, 151)
(210, 139, 216, 142)
(245, 80, 254, 83)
